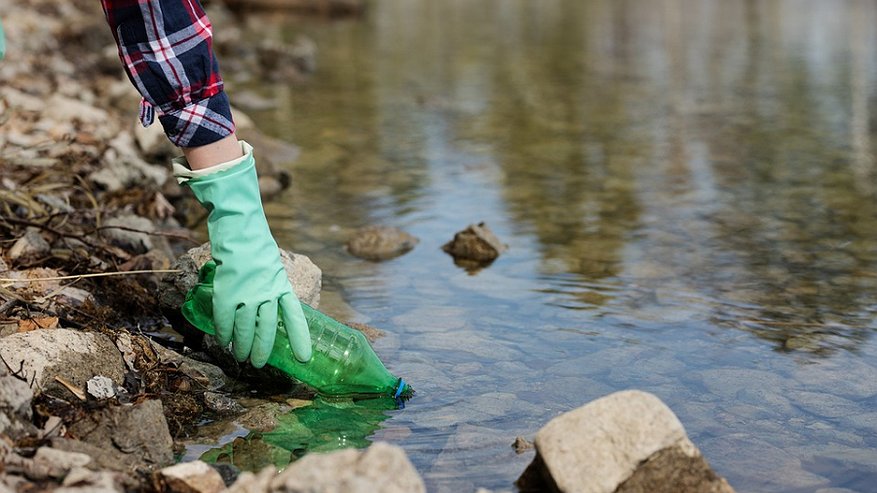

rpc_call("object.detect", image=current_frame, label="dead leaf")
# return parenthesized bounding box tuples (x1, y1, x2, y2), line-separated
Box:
(17, 316, 59, 332)
(54, 376, 86, 401)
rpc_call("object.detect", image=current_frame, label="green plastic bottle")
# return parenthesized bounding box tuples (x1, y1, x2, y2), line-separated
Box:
(181, 261, 412, 400)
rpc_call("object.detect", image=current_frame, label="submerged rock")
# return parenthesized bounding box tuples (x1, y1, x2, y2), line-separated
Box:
(512, 436, 534, 454)
(346, 225, 419, 261)
(442, 222, 507, 269)
(517, 390, 734, 493)
(203, 392, 245, 415)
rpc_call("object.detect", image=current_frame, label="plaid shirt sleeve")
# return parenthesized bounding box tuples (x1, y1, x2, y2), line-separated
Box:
(101, 0, 235, 148)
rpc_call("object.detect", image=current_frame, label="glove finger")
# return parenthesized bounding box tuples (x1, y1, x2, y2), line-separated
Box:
(280, 293, 312, 363)
(232, 304, 258, 363)
(250, 300, 278, 369)
(213, 295, 236, 348)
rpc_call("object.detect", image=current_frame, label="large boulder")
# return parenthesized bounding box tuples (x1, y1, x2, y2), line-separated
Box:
(517, 390, 734, 493)
(226, 442, 425, 493)
(0, 329, 126, 398)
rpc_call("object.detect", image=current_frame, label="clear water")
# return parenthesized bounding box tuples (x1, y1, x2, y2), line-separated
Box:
(222, 1, 877, 491)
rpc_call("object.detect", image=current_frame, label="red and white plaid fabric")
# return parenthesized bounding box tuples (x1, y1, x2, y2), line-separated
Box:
(101, 0, 235, 147)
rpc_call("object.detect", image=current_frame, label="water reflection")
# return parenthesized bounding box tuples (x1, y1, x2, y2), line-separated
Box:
(199, 398, 394, 471)
(227, 0, 877, 490)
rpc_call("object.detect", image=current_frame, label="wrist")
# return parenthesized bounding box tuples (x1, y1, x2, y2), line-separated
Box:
(173, 140, 253, 184)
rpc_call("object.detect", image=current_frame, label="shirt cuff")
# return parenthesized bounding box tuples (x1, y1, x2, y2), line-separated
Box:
(158, 91, 236, 148)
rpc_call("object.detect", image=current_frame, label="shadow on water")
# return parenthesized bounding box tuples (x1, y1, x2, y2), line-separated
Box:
(214, 0, 877, 491)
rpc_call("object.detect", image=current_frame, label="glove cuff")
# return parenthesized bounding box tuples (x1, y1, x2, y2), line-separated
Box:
(173, 140, 254, 184)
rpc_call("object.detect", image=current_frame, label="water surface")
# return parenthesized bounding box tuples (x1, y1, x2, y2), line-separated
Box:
(222, 1, 877, 491)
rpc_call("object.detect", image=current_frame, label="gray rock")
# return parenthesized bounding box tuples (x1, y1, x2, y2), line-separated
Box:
(155, 460, 226, 493)
(43, 93, 110, 125)
(68, 399, 174, 468)
(150, 342, 231, 391)
(258, 175, 285, 201)
(91, 132, 168, 191)
(158, 243, 322, 318)
(255, 38, 314, 81)
(2, 272, 98, 314)
(346, 225, 419, 261)
(0, 477, 19, 493)
(232, 91, 277, 112)
(0, 376, 32, 420)
(86, 376, 118, 400)
(133, 119, 177, 161)
(102, 214, 155, 253)
(1, 442, 94, 481)
(225, 466, 275, 493)
(517, 390, 734, 493)
(1, 87, 47, 112)
(237, 127, 301, 176)
(613, 446, 735, 493)
(57, 467, 125, 493)
(33, 447, 92, 474)
(7, 227, 50, 261)
(0, 329, 126, 398)
(52, 286, 95, 309)
(266, 442, 425, 493)
(157, 252, 200, 318)
(0, 375, 35, 438)
(52, 438, 139, 472)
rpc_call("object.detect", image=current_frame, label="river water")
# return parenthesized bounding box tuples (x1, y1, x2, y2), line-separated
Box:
(206, 1, 877, 491)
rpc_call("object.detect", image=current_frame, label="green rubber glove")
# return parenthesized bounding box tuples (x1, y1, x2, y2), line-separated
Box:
(179, 144, 312, 367)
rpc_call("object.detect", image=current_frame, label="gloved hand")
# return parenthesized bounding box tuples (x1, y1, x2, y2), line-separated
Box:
(175, 141, 312, 367)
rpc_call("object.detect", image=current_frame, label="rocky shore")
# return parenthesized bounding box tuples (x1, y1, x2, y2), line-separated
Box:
(1, 1, 735, 492)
